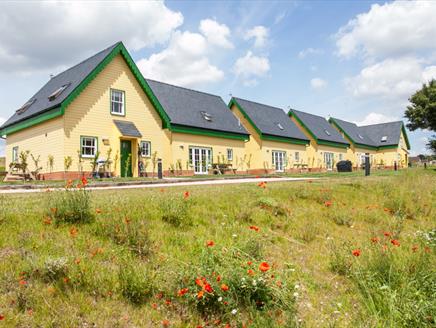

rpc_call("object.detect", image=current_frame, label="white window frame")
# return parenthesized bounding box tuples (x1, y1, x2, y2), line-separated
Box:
(140, 141, 151, 157)
(272, 150, 286, 172)
(12, 146, 19, 162)
(81, 136, 97, 158)
(227, 148, 233, 161)
(110, 89, 125, 116)
(295, 151, 300, 162)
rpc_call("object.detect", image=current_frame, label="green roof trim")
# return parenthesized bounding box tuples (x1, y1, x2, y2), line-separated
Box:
(329, 118, 378, 151)
(401, 123, 411, 150)
(229, 98, 308, 145)
(288, 110, 349, 150)
(171, 124, 249, 141)
(0, 106, 63, 136)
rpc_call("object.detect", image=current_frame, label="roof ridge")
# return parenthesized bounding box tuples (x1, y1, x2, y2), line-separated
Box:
(146, 78, 221, 99)
(291, 108, 328, 121)
(359, 120, 403, 128)
(233, 97, 286, 113)
(51, 41, 121, 80)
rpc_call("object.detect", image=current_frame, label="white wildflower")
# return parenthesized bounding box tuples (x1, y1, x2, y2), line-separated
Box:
(218, 297, 223, 302)
(231, 309, 238, 315)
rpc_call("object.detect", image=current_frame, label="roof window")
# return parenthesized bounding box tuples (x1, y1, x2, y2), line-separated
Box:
(276, 123, 284, 130)
(324, 129, 331, 136)
(48, 83, 71, 101)
(381, 136, 388, 142)
(16, 99, 36, 115)
(200, 111, 212, 122)
(358, 134, 364, 140)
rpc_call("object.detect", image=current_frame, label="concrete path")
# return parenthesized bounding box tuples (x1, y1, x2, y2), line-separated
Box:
(0, 177, 315, 194)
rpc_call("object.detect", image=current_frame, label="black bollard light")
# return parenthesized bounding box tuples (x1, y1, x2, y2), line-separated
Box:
(157, 158, 163, 179)
(365, 153, 370, 176)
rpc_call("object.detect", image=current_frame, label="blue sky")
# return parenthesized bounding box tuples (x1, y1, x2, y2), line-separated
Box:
(0, 0, 434, 156)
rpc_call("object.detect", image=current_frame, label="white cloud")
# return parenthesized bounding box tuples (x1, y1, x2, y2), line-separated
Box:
(244, 26, 269, 48)
(336, 1, 436, 59)
(346, 57, 436, 98)
(0, 1, 183, 73)
(137, 31, 224, 87)
(233, 51, 270, 86)
(199, 19, 233, 49)
(298, 48, 324, 59)
(354, 112, 397, 126)
(310, 78, 327, 90)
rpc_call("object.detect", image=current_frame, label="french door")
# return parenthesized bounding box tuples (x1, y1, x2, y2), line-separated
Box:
(324, 152, 334, 170)
(189, 147, 212, 174)
(272, 151, 286, 172)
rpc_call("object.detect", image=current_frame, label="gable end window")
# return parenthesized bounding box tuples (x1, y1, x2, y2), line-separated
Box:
(140, 141, 151, 157)
(227, 148, 233, 161)
(111, 89, 125, 116)
(81, 136, 97, 158)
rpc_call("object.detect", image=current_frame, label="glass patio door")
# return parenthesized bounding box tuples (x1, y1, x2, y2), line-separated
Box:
(324, 152, 334, 170)
(272, 151, 286, 172)
(190, 147, 211, 174)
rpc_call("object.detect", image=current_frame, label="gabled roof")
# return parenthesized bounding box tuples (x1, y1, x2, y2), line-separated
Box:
(229, 97, 309, 145)
(329, 118, 410, 150)
(1, 42, 120, 130)
(288, 109, 349, 148)
(146, 79, 248, 138)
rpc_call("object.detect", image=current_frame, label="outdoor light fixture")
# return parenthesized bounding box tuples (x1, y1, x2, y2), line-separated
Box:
(102, 137, 110, 145)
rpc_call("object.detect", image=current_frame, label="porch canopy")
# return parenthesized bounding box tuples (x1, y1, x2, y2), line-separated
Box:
(113, 120, 142, 138)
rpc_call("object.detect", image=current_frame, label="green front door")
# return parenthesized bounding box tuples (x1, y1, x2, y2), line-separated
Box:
(120, 140, 132, 177)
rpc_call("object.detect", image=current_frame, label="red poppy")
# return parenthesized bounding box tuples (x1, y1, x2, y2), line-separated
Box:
(390, 239, 400, 247)
(216, 275, 221, 282)
(0, 314, 4, 320)
(249, 225, 260, 232)
(255, 175, 260, 178)
(63, 277, 70, 284)
(424, 246, 431, 253)
(66, 179, 73, 188)
(195, 278, 204, 287)
(50, 208, 57, 214)
(95, 208, 102, 214)
(206, 240, 215, 247)
(74, 258, 81, 265)
(371, 237, 379, 244)
(383, 231, 391, 237)
(177, 288, 189, 296)
(324, 201, 333, 207)
(165, 299, 171, 305)
(19, 279, 27, 286)
(411, 245, 419, 252)
(247, 269, 254, 276)
(151, 303, 158, 309)
(162, 319, 170, 327)
(247, 261, 253, 266)
(81, 177, 88, 186)
(69, 227, 78, 238)
(204, 283, 213, 293)
(352, 249, 361, 257)
(160, 188, 165, 193)
(221, 284, 229, 292)
(124, 217, 131, 224)
(257, 181, 267, 188)
(259, 262, 270, 272)
(184, 191, 190, 199)
(43, 217, 52, 225)
(197, 290, 204, 299)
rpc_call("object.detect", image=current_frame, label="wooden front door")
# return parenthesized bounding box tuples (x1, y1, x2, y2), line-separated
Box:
(120, 140, 132, 177)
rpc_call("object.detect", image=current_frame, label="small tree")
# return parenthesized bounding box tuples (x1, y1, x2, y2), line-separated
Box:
(64, 156, 73, 180)
(151, 151, 158, 178)
(176, 159, 182, 175)
(105, 148, 113, 177)
(77, 150, 83, 176)
(124, 153, 132, 178)
(19, 151, 30, 177)
(113, 150, 119, 177)
(47, 155, 54, 173)
(90, 151, 100, 177)
(30, 154, 42, 174)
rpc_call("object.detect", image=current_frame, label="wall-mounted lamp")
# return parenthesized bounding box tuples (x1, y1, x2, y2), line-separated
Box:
(102, 137, 110, 146)
(180, 145, 184, 149)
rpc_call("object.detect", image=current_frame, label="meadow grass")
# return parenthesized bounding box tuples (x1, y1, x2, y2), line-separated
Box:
(0, 168, 435, 327)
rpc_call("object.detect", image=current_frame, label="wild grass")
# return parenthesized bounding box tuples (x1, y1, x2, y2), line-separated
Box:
(0, 168, 434, 327)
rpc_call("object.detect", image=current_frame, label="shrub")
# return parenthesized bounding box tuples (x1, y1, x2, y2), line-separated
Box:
(329, 242, 353, 276)
(257, 197, 288, 217)
(43, 257, 69, 281)
(119, 264, 153, 304)
(160, 195, 191, 227)
(297, 221, 319, 243)
(330, 212, 353, 227)
(48, 178, 93, 224)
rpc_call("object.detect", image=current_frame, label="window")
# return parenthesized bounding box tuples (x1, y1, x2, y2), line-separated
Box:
(200, 111, 212, 121)
(227, 148, 233, 161)
(358, 134, 364, 140)
(111, 89, 125, 115)
(295, 151, 300, 162)
(276, 123, 284, 130)
(16, 99, 36, 115)
(48, 83, 70, 101)
(81, 136, 97, 158)
(324, 129, 331, 136)
(12, 146, 19, 162)
(339, 153, 343, 161)
(140, 141, 151, 157)
(381, 136, 388, 142)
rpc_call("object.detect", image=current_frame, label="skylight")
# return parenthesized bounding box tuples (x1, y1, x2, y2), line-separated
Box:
(324, 129, 331, 136)
(200, 111, 212, 122)
(16, 99, 36, 115)
(381, 136, 388, 142)
(48, 83, 71, 101)
(276, 123, 284, 130)
(358, 134, 364, 140)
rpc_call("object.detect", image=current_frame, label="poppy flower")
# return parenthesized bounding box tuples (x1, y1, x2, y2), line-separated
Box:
(324, 201, 333, 207)
(249, 225, 260, 232)
(160, 188, 165, 193)
(411, 245, 419, 252)
(371, 237, 379, 244)
(383, 231, 391, 237)
(216, 275, 221, 282)
(247, 269, 254, 276)
(247, 261, 253, 266)
(221, 284, 229, 292)
(259, 262, 270, 272)
(50, 208, 57, 214)
(162, 319, 170, 327)
(0, 314, 4, 320)
(19, 280, 27, 286)
(124, 217, 131, 224)
(165, 299, 171, 305)
(391, 239, 400, 247)
(69, 227, 78, 238)
(206, 240, 215, 247)
(65, 179, 73, 188)
(177, 288, 189, 296)
(95, 208, 102, 214)
(197, 290, 204, 299)
(43, 217, 52, 225)
(81, 177, 88, 186)
(195, 278, 204, 287)
(184, 191, 190, 199)
(204, 283, 213, 293)
(63, 277, 70, 284)
(151, 303, 158, 309)
(256, 175, 260, 178)
(352, 249, 361, 257)
(424, 246, 431, 253)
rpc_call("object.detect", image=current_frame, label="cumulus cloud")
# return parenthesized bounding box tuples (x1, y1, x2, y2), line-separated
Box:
(137, 31, 224, 87)
(233, 51, 270, 86)
(310, 78, 327, 90)
(244, 26, 269, 48)
(298, 48, 324, 59)
(199, 19, 233, 49)
(354, 112, 397, 126)
(345, 57, 436, 98)
(0, 1, 183, 73)
(336, 1, 436, 59)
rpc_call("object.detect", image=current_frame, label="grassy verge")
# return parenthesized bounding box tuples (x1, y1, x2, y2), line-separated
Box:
(0, 169, 434, 326)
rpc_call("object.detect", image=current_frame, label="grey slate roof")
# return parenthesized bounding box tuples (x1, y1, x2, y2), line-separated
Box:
(290, 109, 349, 145)
(146, 79, 248, 136)
(330, 118, 404, 147)
(113, 120, 142, 138)
(232, 97, 309, 142)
